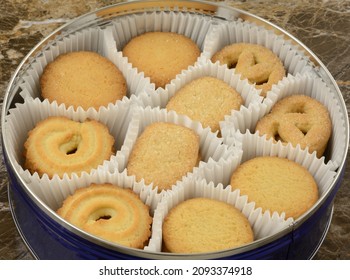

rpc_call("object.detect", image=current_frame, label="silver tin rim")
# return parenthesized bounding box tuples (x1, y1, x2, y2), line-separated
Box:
(2, 0, 349, 259)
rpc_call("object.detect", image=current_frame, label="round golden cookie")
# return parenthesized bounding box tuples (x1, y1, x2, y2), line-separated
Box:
(211, 43, 285, 97)
(230, 157, 319, 219)
(122, 32, 200, 88)
(24, 116, 115, 178)
(126, 122, 200, 192)
(166, 76, 243, 132)
(40, 51, 127, 110)
(162, 197, 254, 253)
(57, 184, 152, 249)
(255, 95, 332, 157)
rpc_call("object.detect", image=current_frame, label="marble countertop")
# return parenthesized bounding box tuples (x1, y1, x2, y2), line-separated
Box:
(0, 0, 349, 260)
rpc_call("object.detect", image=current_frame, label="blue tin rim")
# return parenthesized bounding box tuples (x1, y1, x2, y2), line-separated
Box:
(7, 178, 334, 259)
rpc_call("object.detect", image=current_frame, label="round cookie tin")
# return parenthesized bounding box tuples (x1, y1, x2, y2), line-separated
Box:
(2, 0, 348, 259)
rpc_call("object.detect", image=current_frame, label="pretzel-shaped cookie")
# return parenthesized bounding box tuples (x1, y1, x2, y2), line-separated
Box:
(211, 43, 285, 97)
(255, 95, 332, 157)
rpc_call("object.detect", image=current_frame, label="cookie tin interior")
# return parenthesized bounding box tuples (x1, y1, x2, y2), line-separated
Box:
(1, 0, 349, 259)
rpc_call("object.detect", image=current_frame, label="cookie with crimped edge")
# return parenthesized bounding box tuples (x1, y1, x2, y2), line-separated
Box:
(162, 197, 254, 253)
(57, 184, 152, 249)
(24, 116, 115, 178)
(126, 122, 200, 192)
(40, 51, 127, 110)
(230, 156, 319, 219)
(255, 95, 332, 158)
(211, 43, 285, 97)
(166, 76, 244, 132)
(122, 31, 200, 88)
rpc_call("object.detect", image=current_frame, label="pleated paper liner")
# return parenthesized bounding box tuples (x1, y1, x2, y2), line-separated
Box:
(220, 73, 346, 169)
(145, 175, 294, 253)
(131, 60, 263, 130)
(118, 106, 242, 196)
(15, 25, 154, 111)
(3, 7, 343, 255)
(201, 18, 315, 77)
(193, 131, 336, 238)
(33, 167, 162, 250)
(144, 131, 338, 253)
(227, 131, 337, 200)
(3, 97, 139, 210)
(109, 10, 215, 52)
(108, 11, 315, 98)
(106, 10, 219, 91)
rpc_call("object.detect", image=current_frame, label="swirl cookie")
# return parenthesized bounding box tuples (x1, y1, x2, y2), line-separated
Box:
(166, 76, 243, 132)
(230, 157, 319, 219)
(162, 197, 254, 253)
(255, 95, 332, 157)
(126, 122, 200, 192)
(40, 51, 127, 110)
(123, 32, 200, 88)
(57, 184, 152, 249)
(24, 116, 114, 178)
(211, 43, 285, 97)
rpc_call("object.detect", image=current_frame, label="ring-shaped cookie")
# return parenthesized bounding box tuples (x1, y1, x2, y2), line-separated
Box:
(57, 184, 152, 249)
(211, 43, 285, 97)
(24, 116, 115, 178)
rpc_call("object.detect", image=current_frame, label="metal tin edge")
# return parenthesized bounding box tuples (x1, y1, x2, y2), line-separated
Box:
(1, 0, 348, 259)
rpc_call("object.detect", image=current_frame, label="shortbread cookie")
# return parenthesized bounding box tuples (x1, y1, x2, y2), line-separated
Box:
(166, 76, 243, 132)
(126, 122, 200, 192)
(41, 51, 127, 110)
(57, 184, 152, 249)
(162, 197, 254, 253)
(230, 156, 319, 219)
(24, 116, 115, 178)
(255, 95, 332, 157)
(212, 43, 285, 97)
(123, 32, 200, 88)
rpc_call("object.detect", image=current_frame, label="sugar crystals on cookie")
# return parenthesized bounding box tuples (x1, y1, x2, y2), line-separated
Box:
(166, 76, 244, 133)
(123, 32, 200, 88)
(40, 51, 127, 110)
(126, 122, 200, 192)
(162, 197, 254, 253)
(230, 156, 319, 219)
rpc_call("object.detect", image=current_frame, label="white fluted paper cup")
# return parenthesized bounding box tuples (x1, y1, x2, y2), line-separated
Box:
(3, 97, 138, 209)
(135, 60, 262, 110)
(119, 106, 241, 195)
(16, 26, 153, 111)
(221, 73, 345, 169)
(202, 19, 315, 76)
(145, 176, 293, 252)
(227, 131, 337, 201)
(110, 10, 215, 52)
